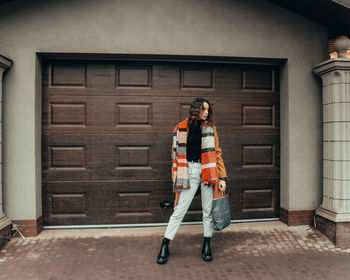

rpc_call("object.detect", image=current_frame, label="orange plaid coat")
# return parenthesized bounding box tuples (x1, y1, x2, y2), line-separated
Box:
(172, 123, 227, 206)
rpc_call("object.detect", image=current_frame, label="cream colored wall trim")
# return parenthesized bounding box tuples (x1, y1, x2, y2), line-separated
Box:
(0, 54, 12, 70)
(316, 207, 350, 222)
(315, 58, 350, 221)
(0, 216, 11, 229)
(0, 53, 12, 219)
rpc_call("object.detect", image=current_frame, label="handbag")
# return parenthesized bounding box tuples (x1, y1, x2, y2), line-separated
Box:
(212, 192, 231, 231)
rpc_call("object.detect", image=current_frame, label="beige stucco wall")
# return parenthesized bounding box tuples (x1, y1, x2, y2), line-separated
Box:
(0, 0, 327, 220)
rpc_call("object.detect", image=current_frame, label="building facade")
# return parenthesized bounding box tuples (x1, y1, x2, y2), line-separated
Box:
(0, 0, 348, 246)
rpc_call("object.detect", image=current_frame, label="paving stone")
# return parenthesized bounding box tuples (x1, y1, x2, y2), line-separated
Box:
(0, 223, 349, 279)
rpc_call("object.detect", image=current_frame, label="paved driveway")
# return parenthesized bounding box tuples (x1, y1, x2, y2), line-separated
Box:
(1, 221, 350, 280)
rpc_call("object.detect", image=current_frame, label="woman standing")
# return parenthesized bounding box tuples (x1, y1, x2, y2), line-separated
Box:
(157, 97, 227, 264)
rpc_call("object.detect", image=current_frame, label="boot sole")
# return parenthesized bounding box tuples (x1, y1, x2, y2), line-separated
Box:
(157, 258, 168, 265)
(202, 255, 213, 262)
(157, 252, 169, 265)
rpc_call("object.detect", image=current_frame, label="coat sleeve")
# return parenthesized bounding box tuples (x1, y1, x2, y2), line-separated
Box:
(214, 126, 227, 179)
(172, 138, 180, 205)
(171, 141, 175, 183)
(172, 124, 180, 205)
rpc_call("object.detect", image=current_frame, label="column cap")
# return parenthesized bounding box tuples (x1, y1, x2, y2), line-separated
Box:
(316, 207, 350, 222)
(314, 58, 350, 76)
(0, 53, 13, 70)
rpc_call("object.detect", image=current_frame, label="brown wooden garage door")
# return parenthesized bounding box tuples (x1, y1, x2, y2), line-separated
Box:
(42, 59, 280, 226)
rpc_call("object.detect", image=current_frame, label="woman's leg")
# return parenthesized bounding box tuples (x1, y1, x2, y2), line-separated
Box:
(201, 183, 214, 261)
(201, 183, 214, 238)
(164, 162, 201, 240)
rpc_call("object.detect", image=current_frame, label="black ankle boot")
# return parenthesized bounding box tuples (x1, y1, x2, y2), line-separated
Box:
(202, 237, 213, 262)
(157, 238, 170, 264)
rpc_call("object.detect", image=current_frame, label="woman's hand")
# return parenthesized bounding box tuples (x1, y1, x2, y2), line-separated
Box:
(218, 179, 226, 192)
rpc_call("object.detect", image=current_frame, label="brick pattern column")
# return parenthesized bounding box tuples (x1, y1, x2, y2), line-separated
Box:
(314, 47, 350, 247)
(0, 54, 12, 237)
(315, 59, 350, 221)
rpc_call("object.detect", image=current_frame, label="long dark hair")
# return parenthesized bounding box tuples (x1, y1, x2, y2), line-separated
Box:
(188, 97, 213, 127)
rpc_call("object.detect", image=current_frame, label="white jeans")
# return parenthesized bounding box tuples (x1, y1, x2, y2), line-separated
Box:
(164, 162, 214, 240)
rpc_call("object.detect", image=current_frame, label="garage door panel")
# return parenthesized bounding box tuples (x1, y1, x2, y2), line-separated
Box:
(43, 95, 110, 132)
(242, 105, 276, 127)
(42, 134, 172, 181)
(239, 96, 279, 129)
(43, 180, 177, 225)
(43, 182, 211, 225)
(227, 177, 280, 219)
(44, 62, 279, 94)
(86, 63, 116, 89)
(242, 66, 279, 93)
(212, 100, 279, 134)
(220, 134, 280, 179)
(49, 63, 87, 88)
(42, 60, 280, 226)
(43, 95, 180, 134)
(43, 96, 187, 134)
(44, 94, 278, 135)
(116, 66, 152, 88)
(214, 66, 242, 91)
(43, 183, 94, 225)
(44, 62, 180, 95)
(152, 64, 180, 90)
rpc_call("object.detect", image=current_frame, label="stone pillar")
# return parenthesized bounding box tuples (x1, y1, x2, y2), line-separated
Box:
(0, 54, 12, 244)
(314, 36, 350, 248)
